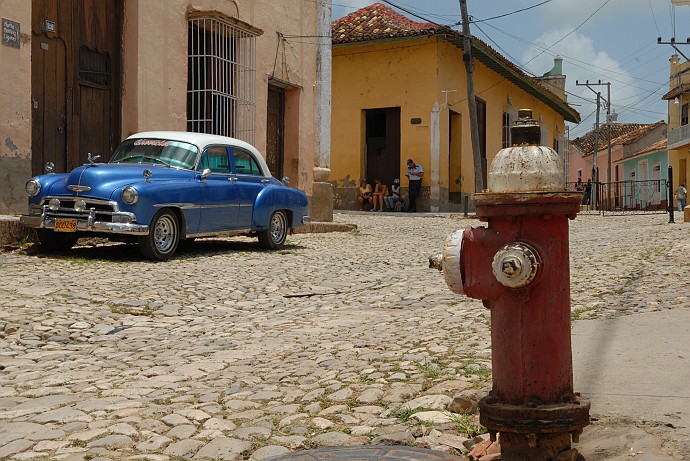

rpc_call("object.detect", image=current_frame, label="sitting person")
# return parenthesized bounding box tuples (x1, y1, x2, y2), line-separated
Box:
(370, 178, 388, 211)
(357, 179, 373, 210)
(384, 179, 402, 211)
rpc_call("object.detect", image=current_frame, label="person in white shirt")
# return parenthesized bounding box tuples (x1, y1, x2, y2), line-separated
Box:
(384, 179, 401, 211)
(405, 159, 423, 212)
(676, 182, 687, 212)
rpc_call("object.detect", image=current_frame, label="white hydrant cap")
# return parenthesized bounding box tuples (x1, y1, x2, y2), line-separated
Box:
(487, 110, 565, 193)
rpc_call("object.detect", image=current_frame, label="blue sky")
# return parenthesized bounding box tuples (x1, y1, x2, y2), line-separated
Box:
(332, 0, 688, 138)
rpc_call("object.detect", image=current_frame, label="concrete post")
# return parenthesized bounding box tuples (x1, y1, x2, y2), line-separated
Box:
(312, 0, 334, 222)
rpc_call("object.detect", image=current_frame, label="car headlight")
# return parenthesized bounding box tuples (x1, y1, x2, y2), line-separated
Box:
(121, 186, 139, 205)
(25, 179, 41, 197)
(74, 199, 87, 212)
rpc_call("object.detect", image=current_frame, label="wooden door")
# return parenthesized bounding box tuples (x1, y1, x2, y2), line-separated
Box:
(31, 1, 68, 173)
(31, 0, 122, 175)
(266, 86, 285, 178)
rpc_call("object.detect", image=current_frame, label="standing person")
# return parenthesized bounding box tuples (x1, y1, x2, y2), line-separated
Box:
(384, 179, 402, 211)
(676, 182, 687, 212)
(575, 178, 584, 192)
(357, 179, 372, 210)
(405, 159, 423, 212)
(370, 178, 388, 211)
(583, 179, 592, 205)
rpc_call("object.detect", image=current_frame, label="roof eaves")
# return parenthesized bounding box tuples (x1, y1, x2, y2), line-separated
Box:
(332, 33, 433, 48)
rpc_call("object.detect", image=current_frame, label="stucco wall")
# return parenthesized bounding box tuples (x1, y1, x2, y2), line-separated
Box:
(331, 36, 568, 211)
(121, 0, 319, 194)
(0, 3, 32, 213)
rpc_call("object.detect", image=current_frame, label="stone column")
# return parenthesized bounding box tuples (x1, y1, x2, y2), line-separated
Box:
(312, 0, 333, 222)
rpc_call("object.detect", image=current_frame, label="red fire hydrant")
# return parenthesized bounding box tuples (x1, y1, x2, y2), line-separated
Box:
(430, 110, 589, 460)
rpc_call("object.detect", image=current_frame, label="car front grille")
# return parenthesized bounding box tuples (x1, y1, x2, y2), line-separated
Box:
(38, 197, 120, 223)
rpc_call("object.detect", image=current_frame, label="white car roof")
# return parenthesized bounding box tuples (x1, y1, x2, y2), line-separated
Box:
(127, 131, 272, 177)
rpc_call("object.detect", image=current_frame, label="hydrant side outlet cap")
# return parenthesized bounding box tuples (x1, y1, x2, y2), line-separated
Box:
(487, 146, 564, 192)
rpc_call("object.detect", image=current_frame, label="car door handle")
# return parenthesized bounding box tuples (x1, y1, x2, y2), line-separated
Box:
(261, 179, 270, 185)
(228, 177, 238, 182)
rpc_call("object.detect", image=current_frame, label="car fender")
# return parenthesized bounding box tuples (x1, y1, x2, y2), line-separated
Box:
(252, 186, 308, 229)
(112, 180, 202, 234)
(28, 174, 70, 205)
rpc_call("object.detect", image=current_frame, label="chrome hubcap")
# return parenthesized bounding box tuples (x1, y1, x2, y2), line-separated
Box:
(153, 215, 176, 253)
(270, 212, 287, 243)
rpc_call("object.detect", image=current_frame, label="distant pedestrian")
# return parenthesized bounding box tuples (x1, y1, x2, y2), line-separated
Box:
(583, 179, 592, 205)
(575, 178, 584, 192)
(405, 159, 423, 212)
(676, 182, 687, 212)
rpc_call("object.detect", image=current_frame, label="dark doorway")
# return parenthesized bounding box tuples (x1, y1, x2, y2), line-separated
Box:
(365, 108, 400, 188)
(449, 110, 462, 202)
(266, 85, 285, 178)
(31, 0, 123, 175)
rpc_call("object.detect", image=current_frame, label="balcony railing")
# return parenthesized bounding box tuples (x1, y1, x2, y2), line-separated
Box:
(667, 124, 690, 148)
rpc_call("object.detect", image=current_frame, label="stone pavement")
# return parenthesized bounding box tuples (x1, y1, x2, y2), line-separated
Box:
(0, 211, 688, 460)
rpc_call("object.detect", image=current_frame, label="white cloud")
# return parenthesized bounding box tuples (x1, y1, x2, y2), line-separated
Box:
(521, 29, 639, 132)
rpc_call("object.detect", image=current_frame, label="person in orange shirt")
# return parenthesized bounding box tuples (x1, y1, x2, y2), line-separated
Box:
(370, 178, 388, 211)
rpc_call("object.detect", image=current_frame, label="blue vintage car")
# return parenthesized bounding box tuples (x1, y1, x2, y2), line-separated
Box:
(20, 131, 310, 260)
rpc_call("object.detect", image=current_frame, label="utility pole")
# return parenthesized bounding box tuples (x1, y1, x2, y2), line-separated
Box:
(576, 80, 612, 210)
(459, 0, 484, 192)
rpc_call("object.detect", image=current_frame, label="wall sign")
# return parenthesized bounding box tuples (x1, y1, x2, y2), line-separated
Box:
(2, 18, 20, 49)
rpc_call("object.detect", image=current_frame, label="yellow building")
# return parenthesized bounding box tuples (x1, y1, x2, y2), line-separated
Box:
(662, 53, 690, 188)
(331, 3, 580, 211)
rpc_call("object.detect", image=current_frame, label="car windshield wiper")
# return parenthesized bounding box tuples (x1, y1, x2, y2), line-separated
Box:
(116, 155, 172, 167)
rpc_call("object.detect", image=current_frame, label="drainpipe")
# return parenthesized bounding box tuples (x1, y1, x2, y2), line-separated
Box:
(430, 102, 441, 212)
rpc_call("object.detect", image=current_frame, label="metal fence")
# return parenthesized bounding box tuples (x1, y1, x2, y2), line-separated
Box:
(566, 179, 670, 216)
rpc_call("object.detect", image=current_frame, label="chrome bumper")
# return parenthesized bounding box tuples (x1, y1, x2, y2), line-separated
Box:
(20, 214, 149, 235)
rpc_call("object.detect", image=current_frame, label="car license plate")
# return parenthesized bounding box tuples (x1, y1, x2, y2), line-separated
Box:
(54, 218, 77, 233)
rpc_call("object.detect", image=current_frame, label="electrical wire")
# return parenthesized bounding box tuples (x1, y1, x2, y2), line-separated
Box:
(467, 0, 553, 25)
(522, 0, 613, 67)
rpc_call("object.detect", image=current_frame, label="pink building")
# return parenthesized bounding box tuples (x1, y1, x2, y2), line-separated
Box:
(568, 121, 667, 185)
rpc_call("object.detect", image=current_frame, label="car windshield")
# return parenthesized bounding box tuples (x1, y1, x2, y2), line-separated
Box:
(110, 138, 199, 169)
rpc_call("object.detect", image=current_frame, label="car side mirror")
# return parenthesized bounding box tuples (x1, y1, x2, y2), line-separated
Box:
(200, 168, 212, 181)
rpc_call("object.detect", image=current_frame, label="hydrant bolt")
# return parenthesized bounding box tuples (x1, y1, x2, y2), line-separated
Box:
(491, 242, 539, 288)
(501, 257, 521, 277)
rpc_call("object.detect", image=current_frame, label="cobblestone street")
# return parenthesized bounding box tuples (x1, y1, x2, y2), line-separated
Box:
(1, 212, 688, 460)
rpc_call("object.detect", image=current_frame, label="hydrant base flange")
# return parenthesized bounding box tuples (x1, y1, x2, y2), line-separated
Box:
(479, 395, 590, 435)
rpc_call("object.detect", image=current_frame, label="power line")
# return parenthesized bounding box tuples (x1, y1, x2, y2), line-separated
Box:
(522, 0, 612, 67)
(468, 0, 553, 25)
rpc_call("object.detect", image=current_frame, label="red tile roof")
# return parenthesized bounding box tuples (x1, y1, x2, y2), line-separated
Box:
(571, 120, 666, 156)
(332, 2, 440, 44)
(662, 82, 690, 100)
(614, 138, 667, 163)
(331, 3, 580, 123)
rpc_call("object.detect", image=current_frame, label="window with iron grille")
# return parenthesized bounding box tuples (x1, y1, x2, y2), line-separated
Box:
(502, 111, 510, 148)
(187, 17, 257, 143)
